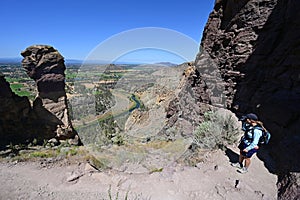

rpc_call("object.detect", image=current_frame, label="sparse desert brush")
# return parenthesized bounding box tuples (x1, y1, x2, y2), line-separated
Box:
(143, 140, 169, 149)
(7, 148, 59, 162)
(103, 185, 149, 200)
(28, 150, 56, 158)
(1, 142, 88, 162)
(84, 154, 110, 170)
(149, 167, 163, 174)
(193, 109, 241, 150)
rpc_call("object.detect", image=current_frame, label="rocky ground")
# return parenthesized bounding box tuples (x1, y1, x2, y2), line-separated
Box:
(0, 145, 277, 200)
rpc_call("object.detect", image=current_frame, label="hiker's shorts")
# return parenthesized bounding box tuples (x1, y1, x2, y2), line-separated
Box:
(238, 142, 257, 158)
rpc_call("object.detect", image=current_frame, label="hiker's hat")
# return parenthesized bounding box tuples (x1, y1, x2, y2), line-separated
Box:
(246, 113, 258, 121)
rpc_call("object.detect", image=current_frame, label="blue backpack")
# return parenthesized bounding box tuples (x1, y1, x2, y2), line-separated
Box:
(254, 126, 271, 146)
(242, 122, 271, 146)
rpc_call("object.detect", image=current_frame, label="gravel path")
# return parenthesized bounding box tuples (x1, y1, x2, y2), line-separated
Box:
(0, 148, 277, 200)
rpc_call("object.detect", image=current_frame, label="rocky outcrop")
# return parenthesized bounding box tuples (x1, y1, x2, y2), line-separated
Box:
(0, 45, 80, 148)
(21, 45, 79, 143)
(194, 0, 300, 198)
(161, 62, 211, 139)
(0, 75, 32, 148)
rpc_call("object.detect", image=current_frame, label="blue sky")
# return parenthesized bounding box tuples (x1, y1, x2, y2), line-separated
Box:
(0, 0, 214, 62)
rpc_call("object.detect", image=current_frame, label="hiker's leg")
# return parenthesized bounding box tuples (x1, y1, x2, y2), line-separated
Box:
(244, 158, 251, 169)
(244, 149, 257, 169)
(239, 151, 244, 164)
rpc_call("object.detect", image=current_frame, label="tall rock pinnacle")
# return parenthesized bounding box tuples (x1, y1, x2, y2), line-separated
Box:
(21, 45, 79, 143)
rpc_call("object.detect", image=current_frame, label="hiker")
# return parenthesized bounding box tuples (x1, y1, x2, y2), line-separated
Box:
(231, 113, 263, 174)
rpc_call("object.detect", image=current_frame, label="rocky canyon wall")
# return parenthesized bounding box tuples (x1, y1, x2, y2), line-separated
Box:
(196, 0, 300, 198)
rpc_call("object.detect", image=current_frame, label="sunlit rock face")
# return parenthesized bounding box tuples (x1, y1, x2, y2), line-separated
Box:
(0, 45, 81, 149)
(21, 45, 79, 144)
(196, 0, 300, 198)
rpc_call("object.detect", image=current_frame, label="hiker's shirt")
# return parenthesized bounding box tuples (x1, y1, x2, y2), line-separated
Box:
(241, 126, 262, 151)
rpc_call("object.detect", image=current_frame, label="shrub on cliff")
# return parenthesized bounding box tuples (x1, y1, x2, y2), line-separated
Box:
(193, 109, 241, 150)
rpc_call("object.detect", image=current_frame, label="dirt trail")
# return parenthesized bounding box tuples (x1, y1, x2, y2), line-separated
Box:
(0, 147, 277, 200)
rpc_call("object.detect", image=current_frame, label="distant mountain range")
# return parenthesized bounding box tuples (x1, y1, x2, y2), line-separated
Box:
(154, 62, 177, 67)
(0, 57, 178, 66)
(0, 57, 83, 65)
(0, 57, 22, 64)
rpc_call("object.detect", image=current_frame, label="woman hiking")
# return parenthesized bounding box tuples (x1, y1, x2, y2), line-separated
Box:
(231, 113, 264, 174)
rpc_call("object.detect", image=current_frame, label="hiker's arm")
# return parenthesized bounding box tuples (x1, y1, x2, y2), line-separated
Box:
(244, 129, 261, 151)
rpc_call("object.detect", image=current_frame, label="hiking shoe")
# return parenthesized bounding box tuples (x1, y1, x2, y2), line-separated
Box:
(231, 162, 242, 169)
(237, 167, 248, 174)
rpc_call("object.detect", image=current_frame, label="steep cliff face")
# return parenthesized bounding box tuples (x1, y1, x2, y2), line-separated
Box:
(196, 0, 300, 198)
(0, 75, 32, 148)
(159, 62, 212, 140)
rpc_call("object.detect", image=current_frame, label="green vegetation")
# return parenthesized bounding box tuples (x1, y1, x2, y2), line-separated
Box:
(104, 185, 149, 200)
(149, 167, 163, 174)
(5, 77, 32, 83)
(84, 154, 109, 170)
(10, 83, 32, 97)
(99, 117, 124, 146)
(65, 71, 77, 81)
(4, 74, 35, 100)
(193, 110, 241, 150)
(13, 90, 31, 97)
(27, 150, 56, 158)
(105, 185, 129, 200)
(10, 83, 23, 90)
(94, 85, 115, 115)
(10, 83, 34, 100)
(0, 142, 86, 162)
(4, 77, 20, 82)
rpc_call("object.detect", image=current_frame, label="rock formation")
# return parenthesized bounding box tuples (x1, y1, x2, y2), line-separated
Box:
(191, 0, 300, 198)
(0, 45, 80, 148)
(21, 45, 79, 143)
(160, 62, 211, 139)
(0, 75, 32, 148)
